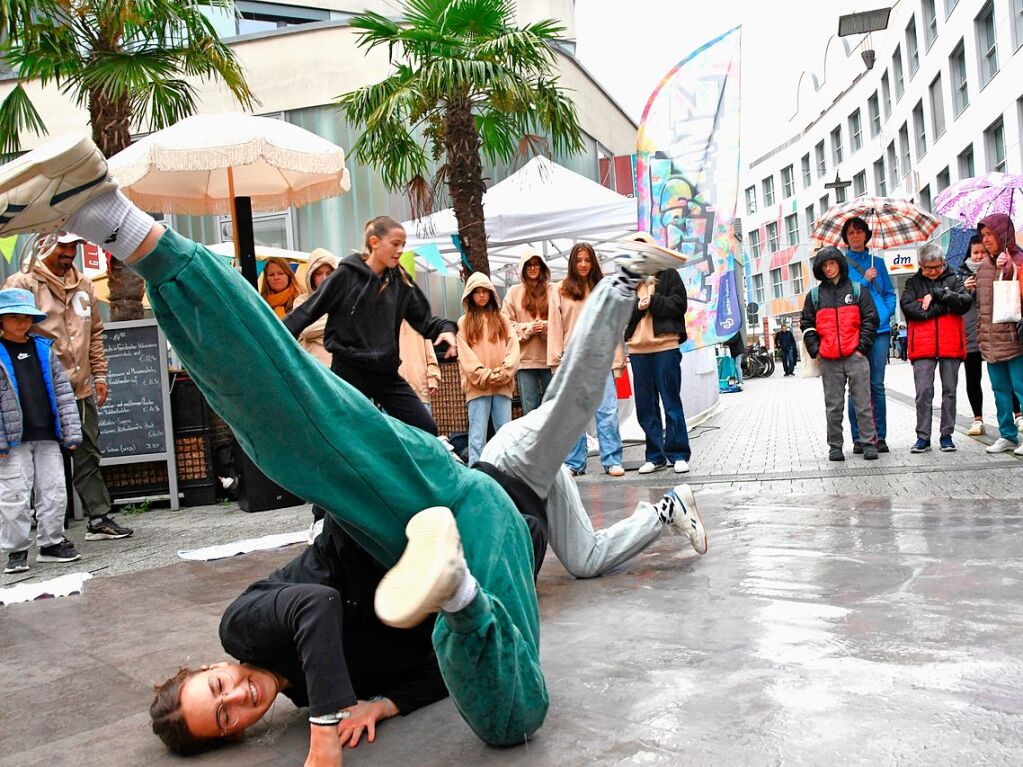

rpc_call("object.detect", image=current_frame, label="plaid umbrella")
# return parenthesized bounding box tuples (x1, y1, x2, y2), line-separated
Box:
(812, 196, 940, 249)
(933, 172, 1023, 227)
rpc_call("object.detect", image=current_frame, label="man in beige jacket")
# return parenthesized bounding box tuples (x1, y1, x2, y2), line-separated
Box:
(4, 232, 132, 540)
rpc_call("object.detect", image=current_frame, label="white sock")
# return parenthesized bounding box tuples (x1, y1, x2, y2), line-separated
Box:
(66, 190, 155, 262)
(441, 569, 478, 613)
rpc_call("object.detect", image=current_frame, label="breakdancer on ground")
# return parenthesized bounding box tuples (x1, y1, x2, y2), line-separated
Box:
(0, 135, 706, 764)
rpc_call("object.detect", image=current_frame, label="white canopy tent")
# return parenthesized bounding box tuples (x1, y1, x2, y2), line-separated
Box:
(402, 155, 638, 286)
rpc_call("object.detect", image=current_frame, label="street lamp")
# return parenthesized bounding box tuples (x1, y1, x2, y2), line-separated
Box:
(838, 7, 891, 71)
(824, 172, 852, 193)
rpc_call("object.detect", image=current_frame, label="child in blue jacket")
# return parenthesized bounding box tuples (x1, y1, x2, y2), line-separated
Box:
(0, 288, 82, 574)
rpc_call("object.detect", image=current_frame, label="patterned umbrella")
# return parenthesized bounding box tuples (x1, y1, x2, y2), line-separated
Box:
(812, 196, 940, 249)
(933, 172, 1023, 227)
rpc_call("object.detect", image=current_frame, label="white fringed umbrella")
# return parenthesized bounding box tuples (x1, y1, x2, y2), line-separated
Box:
(108, 113, 350, 285)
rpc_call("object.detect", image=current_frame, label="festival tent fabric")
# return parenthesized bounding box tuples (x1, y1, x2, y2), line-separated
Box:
(401, 155, 638, 284)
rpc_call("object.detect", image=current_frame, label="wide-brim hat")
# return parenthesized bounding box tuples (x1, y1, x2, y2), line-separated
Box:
(0, 288, 47, 322)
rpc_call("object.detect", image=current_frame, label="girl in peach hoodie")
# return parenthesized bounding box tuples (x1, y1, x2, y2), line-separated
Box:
(457, 272, 520, 464)
(501, 248, 554, 414)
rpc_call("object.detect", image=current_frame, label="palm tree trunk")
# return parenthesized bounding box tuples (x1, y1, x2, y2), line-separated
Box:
(443, 102, 489, 278)
(89, 88, 145, 321)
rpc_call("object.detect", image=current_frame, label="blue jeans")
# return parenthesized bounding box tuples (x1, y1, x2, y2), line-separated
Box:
(781, 346, 796, 375)
(988, 357, 1023, 442)
(466, 395, 512, 465)
(630, 348, 691, 464)
(516, 368, 553, 415)
(564, 374, 623, 472)
(849, 333, 888, 441)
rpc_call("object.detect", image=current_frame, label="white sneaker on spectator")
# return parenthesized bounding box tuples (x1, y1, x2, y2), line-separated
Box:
(986, 438, 1019, 454)
(967, 420, 985, 436)
(1017, 416, 1023, 433)
(1015, 443, 1023, 457)
(637, 461, 665, 474)
(674, 459, 690, 473)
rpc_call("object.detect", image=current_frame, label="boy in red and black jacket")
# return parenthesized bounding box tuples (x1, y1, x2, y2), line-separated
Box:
(801, 246, 880, 462)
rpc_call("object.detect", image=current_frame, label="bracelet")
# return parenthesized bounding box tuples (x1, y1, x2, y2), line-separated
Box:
(308, 709, 351, 726)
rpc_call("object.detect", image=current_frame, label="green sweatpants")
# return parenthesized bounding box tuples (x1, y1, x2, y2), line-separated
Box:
(133, 229, 547, 745)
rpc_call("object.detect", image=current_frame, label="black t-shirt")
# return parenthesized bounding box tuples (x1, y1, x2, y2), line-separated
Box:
(1, 337, 56, 442)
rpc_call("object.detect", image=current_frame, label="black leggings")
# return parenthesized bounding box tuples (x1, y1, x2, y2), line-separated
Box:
(331, 357, 438, 436)
(965, 351, 1021, 418)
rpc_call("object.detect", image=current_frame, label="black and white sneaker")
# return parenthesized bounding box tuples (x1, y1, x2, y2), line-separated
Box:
(656, 484, 708, 555)
(37, 538, 81, 563)
(4, 550, 29, 573)
(85, 516, 134, 540)
(614, 233, 688, 277)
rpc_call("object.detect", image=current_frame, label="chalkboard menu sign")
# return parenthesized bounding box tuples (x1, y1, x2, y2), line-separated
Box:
(96, 319, 178, 508)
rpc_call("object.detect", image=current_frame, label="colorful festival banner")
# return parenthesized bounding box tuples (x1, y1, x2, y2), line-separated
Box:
(636, 26, 743, 351)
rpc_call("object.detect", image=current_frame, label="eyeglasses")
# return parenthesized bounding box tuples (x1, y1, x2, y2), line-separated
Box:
(920, 264, 944, 272)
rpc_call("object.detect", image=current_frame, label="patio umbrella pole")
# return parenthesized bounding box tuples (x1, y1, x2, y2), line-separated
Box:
(227, 166, 258, 288)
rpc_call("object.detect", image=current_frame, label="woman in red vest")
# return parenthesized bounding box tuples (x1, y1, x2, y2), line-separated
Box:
(900, 244, 973, 453)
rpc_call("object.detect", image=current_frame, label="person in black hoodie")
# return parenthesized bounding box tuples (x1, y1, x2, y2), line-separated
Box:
(150, 516, 449, 761)
(901, 243, 973, 453)
(283, 216, 457, 435)
(801, 246, 879, 462)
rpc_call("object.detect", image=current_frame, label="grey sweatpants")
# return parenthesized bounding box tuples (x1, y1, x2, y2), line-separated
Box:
(820, 354, 876, 449)
(912, 357, 961, 440)
(481, 276, 664, 579)
(0, 441, 66, 553)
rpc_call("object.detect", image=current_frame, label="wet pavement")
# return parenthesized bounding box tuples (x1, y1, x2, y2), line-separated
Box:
(4, 483, 1023, 766)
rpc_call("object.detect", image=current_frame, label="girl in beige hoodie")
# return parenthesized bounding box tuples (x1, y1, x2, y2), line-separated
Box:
(291, 248, 340, 367)
(457, 272, 520, 464)
(501, 248, 554, 414)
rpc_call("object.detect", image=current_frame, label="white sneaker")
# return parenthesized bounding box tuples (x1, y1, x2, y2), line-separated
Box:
(674, 459, 690, 473)
(637, 461, 665, 474)
(1015, 443, 1023, 456)
(614, 235, 687, 277)
(0, 132, 114, 238)
(375, 506, 466, 629)
(657, 484, 708, 555)
(1017, 416, 1023, 433)
(986, 438, 1019, 454)
(967, 420, 986, 436)
(307, 517, 324, 545)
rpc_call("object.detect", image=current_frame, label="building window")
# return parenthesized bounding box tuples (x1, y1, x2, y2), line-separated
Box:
(923, 0, 938, 48)
(936, 166, 951, 192)
(950, 41, 969, 116)
(868, 93, 881, 136)
(958, 144, 975, 179)
(785, 213, 800, 246)
(815, 140, 826, 178)
(819, 194, 830, 218)
(831, 126, 843, 165)
(985, 118, 1006, 172)
(874, 158, 887, 196)
(906, 16, 920, 75)
(745, 186, 757, 215)
(227, 3, 330, 35)
(920, 184, 932, 212)
(805, 205, 816, 237)
(881, 72, 892, 119)
(801, 154, 812, 187)
(837, 186, 849, 204)
(770, 268, 785, 299)
(752, 273, 765, 305)
(946, 0, 958, 17)
(748, 229, 761, 260)
(887, 141, 899, 188)
(899, 124, 911, 179)
(781, 165, 795, 198)
(892, 46, 905, 100)
(849, 109, 863, 152)
(789, 263, 804, 294)
(853, 170, 867, 196)
(913, 101, 927, 159)
(929, 74, 946, 138)
(766, 222, 780, 252)
(1014, 0, 1023, 51)
(762, 176, 776, 207)
(975, 2, 998, 86)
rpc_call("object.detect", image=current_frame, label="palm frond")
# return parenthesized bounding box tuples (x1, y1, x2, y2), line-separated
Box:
(0, 83, 47, 157)
(131, 77, 199, 132)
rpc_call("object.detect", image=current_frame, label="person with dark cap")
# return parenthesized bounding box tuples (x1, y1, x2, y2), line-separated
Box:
(800, 246, 880, 461)
(841, 216, 896, 454)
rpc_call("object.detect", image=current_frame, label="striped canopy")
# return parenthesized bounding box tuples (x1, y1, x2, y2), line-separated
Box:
(812, 196, 940, 249)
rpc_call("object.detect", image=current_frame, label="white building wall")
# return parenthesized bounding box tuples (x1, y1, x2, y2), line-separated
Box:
(739, 0, 1023, 333)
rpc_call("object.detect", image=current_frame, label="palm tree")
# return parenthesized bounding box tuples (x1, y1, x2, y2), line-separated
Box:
(0, 0, 257, 319)
(339, 0, 583, 277)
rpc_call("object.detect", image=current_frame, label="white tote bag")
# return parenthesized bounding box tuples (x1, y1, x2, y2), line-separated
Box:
(992, 264, 1022, 324)
(798, 335, 820, 378)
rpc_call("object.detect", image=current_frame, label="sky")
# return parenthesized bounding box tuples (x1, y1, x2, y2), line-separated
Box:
(574, 0, 863, 164)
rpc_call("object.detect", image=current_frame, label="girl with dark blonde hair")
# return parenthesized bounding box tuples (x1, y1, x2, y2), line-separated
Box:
(547, 242, 625, 476)
(284, 215, 457, 435)
(258, 256, 304, 319)
(501, 247, 554, 414)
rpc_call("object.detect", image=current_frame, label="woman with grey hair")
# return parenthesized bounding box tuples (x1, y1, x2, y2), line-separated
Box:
(899, 244, 973, 452)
